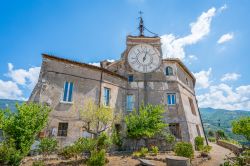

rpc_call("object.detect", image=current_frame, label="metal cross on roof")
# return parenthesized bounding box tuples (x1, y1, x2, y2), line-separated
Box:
(138, 11, 144, 36)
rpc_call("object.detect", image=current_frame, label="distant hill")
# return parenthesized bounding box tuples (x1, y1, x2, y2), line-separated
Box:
(0, 99, 249, 143)
(0, 99, 23, 112)
(199, 107, 250, 144)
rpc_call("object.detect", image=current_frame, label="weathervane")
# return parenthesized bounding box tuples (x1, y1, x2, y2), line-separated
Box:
(138, 11, 144, 36)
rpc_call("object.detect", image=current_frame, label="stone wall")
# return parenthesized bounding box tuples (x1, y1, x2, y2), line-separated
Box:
(217, 140, 243, 155)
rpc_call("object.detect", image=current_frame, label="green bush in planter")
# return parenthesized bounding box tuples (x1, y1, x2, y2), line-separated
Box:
(87, 149, 106, 166)
(140, 147, 149, 157)
(174, 142, 194, 159)
(201, 145, 212, 153)
(151, 146, 159, 156)
(38, 137, 58, 156)
(208, 137, 216, 142)
(165, 133, 176, 144)
(194, 136, 204, 151)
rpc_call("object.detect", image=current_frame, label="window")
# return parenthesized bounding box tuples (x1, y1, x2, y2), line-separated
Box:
(167, 93, 176, 105)
(62, 81, 74, 102)
(103, 87, 111, 106)
(196, 125, 201, 136)
(166, 66, 174, 76)
(169, 123, 181, 139)
(189, 97, 196, 115)
(126, 95, 135, 111)
(128, 75, 134, 82)
(186, 78, 189, 85)
(57, 123, 68, 137)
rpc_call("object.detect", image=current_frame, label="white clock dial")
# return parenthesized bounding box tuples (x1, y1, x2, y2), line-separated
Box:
(127, 44, 161, 73)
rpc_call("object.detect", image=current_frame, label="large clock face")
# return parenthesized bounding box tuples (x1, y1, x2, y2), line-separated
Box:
(127, 44, 161, 73)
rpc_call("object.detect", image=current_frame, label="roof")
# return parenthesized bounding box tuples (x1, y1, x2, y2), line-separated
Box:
(163, 58, 196, 83)
(42, 54, 127, 80)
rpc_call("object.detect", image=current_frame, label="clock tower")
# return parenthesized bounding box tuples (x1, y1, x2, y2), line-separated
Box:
(122, 14, 163, 105)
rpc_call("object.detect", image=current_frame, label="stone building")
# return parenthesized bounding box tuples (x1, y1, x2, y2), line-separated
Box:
(29, 20, 206, 147)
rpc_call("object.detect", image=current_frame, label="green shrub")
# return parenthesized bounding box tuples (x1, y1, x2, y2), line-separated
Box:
(140, 147, 148, 157)
(111, 129, 122, 148)
(96, 133, 111, 150)
(174, 142, 194, 159)
(39, 137, 58, 156)
(32, 160, 45, 166)
(216, 130, 227, 139)
(87, 149, 106, 166)
(0, 103, 51, 165)
(151, 146, 159, 156)
(165, 133, 176, 144)
(208, 137, 216, 142)
(74, 137, 96, 153)
(201, 145, 212, 153)
(194, 136, 204, 151)
(59, 137, 97, 159)
(58, 145, 77, 159)
(132, 151, 141, 158)
(0, 139, 22, 166)
(208, 130, 214, 137)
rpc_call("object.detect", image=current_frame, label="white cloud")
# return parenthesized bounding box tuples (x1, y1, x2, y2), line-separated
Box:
(217, 33, 234, 44)
(0, 80, 24, 100)
(161, 7, 216, 59)
(0, 63, 40, 100)
(6, 63, 40, 89)
(221, 72, 241, 81)
(188, 55, 198, 61)
(88, 59, 115, 67)
(197, 84, 250, 111)
(88, 62, 100, 67)
(193, 68, 212, 89)
(185, 55, 198, 64)
(107, 59, 115, 63)
(218, 4, 227, 13)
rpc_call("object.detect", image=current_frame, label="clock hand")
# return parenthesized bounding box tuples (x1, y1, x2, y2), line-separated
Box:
(143, 51, 147, 62)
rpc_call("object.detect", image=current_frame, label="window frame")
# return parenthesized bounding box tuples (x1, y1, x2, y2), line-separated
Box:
(188, 97, 197, 116)
(128, 75, 134, 83)
(61, 81, 74, 103)
(57, 122, 68, 137)
(103, 87, 111, 106)
(196, 125, 201, 136)
(167, 93, 176, 105)
(169, 123, 181, 139)
(166, 66, 174, 76)
(126, 94, 135, 111)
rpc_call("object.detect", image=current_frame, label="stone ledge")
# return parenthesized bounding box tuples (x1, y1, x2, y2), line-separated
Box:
(217, 140, 243, 155)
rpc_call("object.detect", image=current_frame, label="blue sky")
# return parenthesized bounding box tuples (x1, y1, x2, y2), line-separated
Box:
(0, 0, 250, 110)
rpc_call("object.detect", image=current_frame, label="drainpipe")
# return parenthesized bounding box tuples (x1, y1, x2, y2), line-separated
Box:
(197, 103, 208, 145)
(98, 70, 103, 106)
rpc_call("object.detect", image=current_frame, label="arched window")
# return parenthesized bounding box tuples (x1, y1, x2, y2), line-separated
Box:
(166, 66, 173, 76)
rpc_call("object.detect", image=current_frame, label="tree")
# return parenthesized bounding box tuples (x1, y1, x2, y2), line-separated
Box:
(39, 138, 58, 157)
(125, 104, 167, 139)
(208, 130, 214, 137)
(0, 111, 3, 129)
(0, 103, 51, 165)
(79, 99, 121, 137)
(216, 130, 227, 139)
(232, 117, 250, 141)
